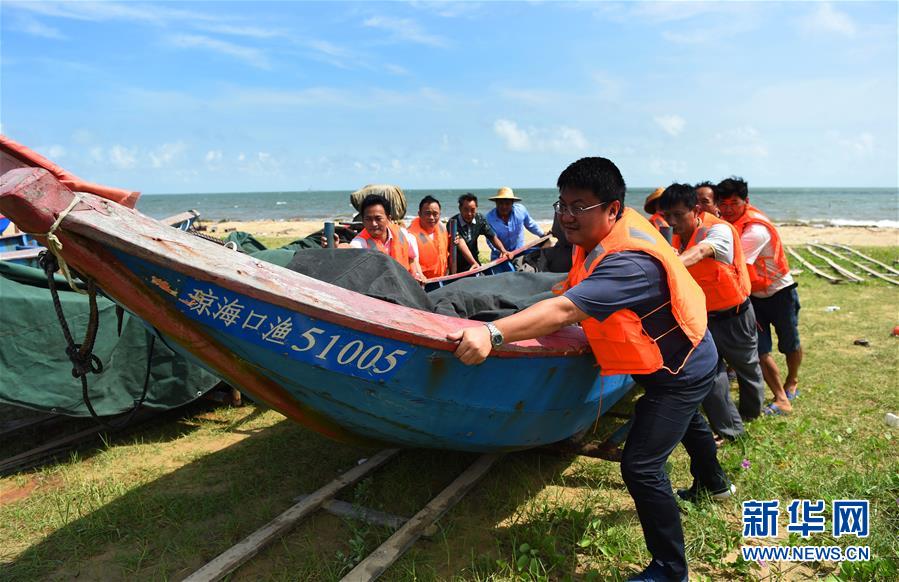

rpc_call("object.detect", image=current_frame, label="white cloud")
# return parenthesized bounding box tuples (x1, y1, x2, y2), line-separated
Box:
(592, 71, 624, 102)
(167, 34, 270, 69)
(46, 145, 66, 159)
(654, 115, 686, 137)
(493, 119, 589, 153)
(631, 2, 734, 24)
(497, 88, 561, 106)
(833, 131, 875, 156)
(409, 1, 483, 19)
(196, 23, 285, 39)
(6, 1, 219, 25)
(363, 16, 448, 47)
(17, 15, 67, 39)
(205, 150, 222, 163)
(714, 126, 769, 158)
(384, 63, 410, 76)
(149, 142, 186, 168)
(801, 3, 856, 37)
(494, 119, 532, 152)
(649, 158, 688, 176)
(109, 145, 138, 169)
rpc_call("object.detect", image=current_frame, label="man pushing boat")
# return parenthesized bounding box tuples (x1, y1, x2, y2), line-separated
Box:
(449, 157, 732, 582)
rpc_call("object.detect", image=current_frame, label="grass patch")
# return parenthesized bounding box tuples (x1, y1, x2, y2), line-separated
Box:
(2, 247, 897, 580)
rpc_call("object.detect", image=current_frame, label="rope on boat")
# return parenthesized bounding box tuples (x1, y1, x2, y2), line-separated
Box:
(39, 251, 152, 430)
(25, 193, 88, 294)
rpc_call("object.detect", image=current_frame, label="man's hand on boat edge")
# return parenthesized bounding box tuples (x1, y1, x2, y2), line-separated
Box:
(448, 296, 590, 365)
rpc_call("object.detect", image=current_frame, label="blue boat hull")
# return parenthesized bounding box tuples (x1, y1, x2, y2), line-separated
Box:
(117, 251, 634, 451)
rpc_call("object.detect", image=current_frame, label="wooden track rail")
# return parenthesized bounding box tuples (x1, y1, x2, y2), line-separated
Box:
(804, 245, 864, 282)
(185, 450, 501, 582)
(786, 248, 841, 283)
(816, 244, 899, 286)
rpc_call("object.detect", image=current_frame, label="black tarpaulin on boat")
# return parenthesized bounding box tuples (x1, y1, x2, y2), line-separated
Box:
(283, 248, 565, 321)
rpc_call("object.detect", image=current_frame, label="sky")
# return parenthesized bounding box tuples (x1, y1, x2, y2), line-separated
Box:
(1, 1, 896, 194)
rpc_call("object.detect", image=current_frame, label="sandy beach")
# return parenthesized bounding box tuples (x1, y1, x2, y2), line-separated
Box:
(203, 219, 899, 247)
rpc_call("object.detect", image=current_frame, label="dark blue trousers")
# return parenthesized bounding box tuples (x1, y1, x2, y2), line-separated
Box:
(621, 374, 728, 580)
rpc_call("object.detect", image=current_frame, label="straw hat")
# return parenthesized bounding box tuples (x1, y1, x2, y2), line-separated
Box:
(643, 187, 665, 214)
(489, 186, 521, 202)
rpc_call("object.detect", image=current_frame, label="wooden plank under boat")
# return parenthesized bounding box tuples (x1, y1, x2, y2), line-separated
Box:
(0, 163, 634, 452)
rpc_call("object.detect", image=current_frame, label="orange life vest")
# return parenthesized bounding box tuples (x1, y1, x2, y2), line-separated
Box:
(648, 211, 669, 231)
(555, 208, 708, 376)
(730, 204, 791, 294)
(357, 223, 414, 274)
(408, 218, 448, 278)
(672, 212, 751, 312)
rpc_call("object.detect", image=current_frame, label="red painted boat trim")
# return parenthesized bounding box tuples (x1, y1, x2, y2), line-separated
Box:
(1, 134, 140, 208)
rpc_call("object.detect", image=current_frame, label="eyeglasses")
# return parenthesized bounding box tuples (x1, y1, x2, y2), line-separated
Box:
(553, 200, 608, 217)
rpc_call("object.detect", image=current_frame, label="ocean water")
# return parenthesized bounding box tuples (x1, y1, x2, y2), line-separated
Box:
(137, 187, 899, 228)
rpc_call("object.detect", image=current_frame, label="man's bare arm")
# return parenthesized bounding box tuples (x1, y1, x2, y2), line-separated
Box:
(448, 296, 589, 365)
(679, 242, 714, 267)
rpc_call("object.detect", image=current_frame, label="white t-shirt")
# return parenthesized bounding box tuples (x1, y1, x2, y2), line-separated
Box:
(350, 227, 419, 260)
(700, 223, 734, 265)
(741, 223, 794, 298)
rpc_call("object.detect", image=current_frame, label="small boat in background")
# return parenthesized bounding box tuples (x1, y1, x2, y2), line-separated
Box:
(0, 136, 633, 452)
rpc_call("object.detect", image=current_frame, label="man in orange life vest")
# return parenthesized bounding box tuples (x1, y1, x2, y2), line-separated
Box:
(694, 181, 719, 217)
(450, 157, 731, 582)
(660, 183, 766, 436)
(408, 195, 450, 278)
(717, 177, 800, 415)
(346, 194, 427, 283)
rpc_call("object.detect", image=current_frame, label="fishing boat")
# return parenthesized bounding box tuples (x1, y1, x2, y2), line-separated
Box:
(0, 137, 633, 452)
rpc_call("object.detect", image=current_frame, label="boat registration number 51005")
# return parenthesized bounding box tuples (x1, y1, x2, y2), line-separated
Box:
(176, 280, 415, 381)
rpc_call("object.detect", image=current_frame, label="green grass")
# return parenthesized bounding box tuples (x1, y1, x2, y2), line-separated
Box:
(1, 247, 897, 581)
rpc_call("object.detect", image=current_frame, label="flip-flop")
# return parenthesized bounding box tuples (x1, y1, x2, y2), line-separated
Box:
(786, 388, 799, 401)
(763, 403, 789, 416)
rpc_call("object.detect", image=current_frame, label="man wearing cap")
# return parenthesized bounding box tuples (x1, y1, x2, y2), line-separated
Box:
(659, 183, 766, 432)
(644, 187, 672, 243)
(450, 157, 731, 582)
(485, 187, 546, 261)
(717, 177, 800, 415)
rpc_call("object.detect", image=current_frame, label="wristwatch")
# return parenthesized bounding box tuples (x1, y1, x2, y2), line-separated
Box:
(484, 322, 504, 348)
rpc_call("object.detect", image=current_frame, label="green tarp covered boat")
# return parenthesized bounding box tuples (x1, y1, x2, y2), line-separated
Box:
(0, 260, 221, 417)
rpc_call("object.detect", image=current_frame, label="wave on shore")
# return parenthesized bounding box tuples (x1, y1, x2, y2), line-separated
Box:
(787, 219, 899, 229)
